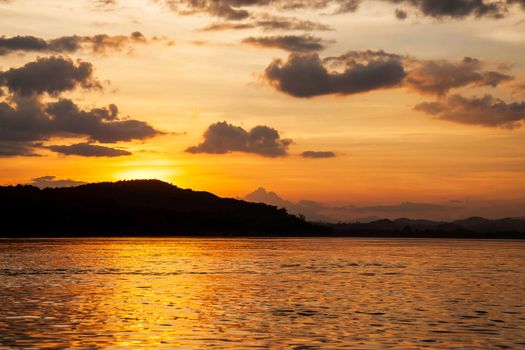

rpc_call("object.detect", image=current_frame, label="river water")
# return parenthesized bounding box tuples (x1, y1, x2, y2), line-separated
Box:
(0, 238, 524, 349)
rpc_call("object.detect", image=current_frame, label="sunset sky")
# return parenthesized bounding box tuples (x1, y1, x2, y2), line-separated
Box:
(1, 0, 525, 220)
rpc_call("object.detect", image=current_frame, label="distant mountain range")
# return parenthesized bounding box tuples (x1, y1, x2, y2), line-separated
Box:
(326, 217, 525, 238)
(0, 180, 523, 238)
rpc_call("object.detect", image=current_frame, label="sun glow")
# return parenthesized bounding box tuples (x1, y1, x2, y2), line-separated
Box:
(114, 168, 178, 183)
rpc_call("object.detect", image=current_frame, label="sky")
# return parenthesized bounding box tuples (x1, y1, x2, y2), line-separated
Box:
(1, 0, 525, 221)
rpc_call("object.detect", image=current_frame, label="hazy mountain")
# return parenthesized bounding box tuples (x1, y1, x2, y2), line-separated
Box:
(326, 217, 525, 238)
(351, 216, 384, 223)
(244, 188, 525, 222)
(28, 176, 87, 188)
(453, 217, 525, 233)
(244, 187, 332, 222)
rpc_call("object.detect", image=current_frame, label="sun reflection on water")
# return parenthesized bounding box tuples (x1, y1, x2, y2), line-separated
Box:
(0, 238, 524, 349)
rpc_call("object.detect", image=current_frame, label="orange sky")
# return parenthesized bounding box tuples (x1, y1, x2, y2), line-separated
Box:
(1, 0, 525, 219)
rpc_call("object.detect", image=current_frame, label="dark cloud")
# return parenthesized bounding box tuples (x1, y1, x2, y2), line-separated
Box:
(0, 96, 55, 143)
(389, 0, 508, 19)
(415, 94, 525, 129)
(265, 52, 514, 99)
(161, 0, 251, 20)
(202, 22, 256, 31)
(242, 35, 328, 52)
(29, 176, 86, 188)
(0, 56, 100, 96)
(0, 54, 162, 158)
(202, 15, 331, 31)
(0, 141, 39, 157)
(395, 8, 408, 19)
(0, 36, 48, 55)
(45, 99, 160, 143)
(160, 0, 360, 20)
(156, 0, 525, 22)
(48, 142, 132, 157)
(264, 52, 405, 98)
(323, 50, 404, 67)
(253, 15, 332, 31)
(186, 121, 292, 157)
(91, 0, 117, 8)
(379, 0, 521, 19)
(164, 0, 514, 20)
(7, 0, 524, 21)
(406, 57, 513, 95)
(0, 32, 168, 56)
(301, 150, 336, 158)
(0, 96, 161, 156)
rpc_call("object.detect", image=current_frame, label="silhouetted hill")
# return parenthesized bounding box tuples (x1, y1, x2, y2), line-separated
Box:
(326, 217, 525, 238)
(0, 180, 327, 237)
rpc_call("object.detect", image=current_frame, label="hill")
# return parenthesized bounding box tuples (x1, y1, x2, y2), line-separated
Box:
(0, 180, 326, 237)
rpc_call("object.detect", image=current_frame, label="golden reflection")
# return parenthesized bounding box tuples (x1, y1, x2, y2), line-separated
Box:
(0, 238, 524, 348)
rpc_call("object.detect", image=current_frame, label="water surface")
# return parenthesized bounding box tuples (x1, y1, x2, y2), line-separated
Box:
(1, 238, 524, 349)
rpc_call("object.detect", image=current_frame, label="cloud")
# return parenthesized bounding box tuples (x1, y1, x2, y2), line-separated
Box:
(324, 50, 403, 63)
(0, 54, 162, 158)
(0, 96, 161, 156)
(415, 94, 525, 129)
(264, 52, 405, 98)
(186, 121, 292, 157)
(301, 150, 336, 158)
(0, 32, 169, 56)
(202, 22, 256, 31)
(161, 0, 360, 21)
(404, 0, 525, 19)
(0, 141, 40, 157)
(6, 0, 525, 21)
(0, 56, 161, 157)
(242, 35, 328, 52)
(255, 15, 332, 31)
(406, 57, 513, 95)
(45, 99, 160, 143)
(387, 0, 506, 19)
(395, 8, 408, 19)
(160, 0, 252, 20)
(156, 0, 525, 22)
(202, 15, 332, 31)
(91, 0, 117, 9)
(0, 56, 100, 96)
(29, 176, 86, 188)
(48, 142, 132, 157)
(264, 51, 514, 99)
